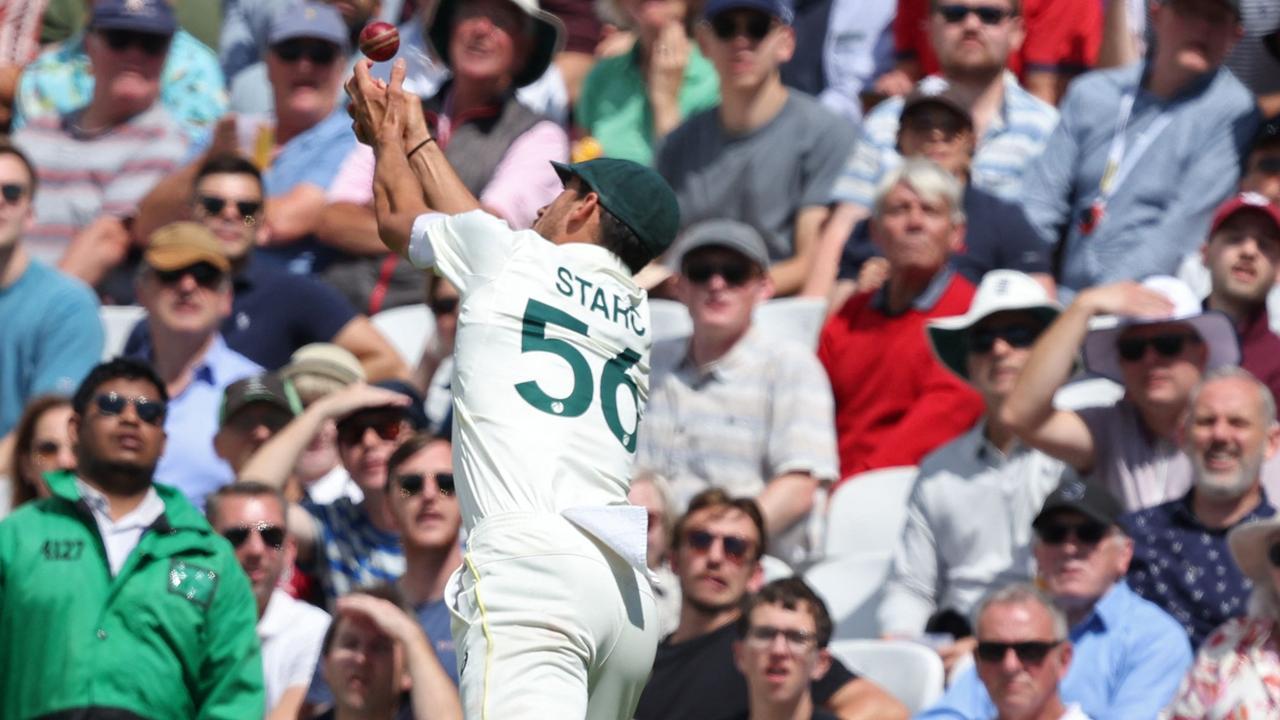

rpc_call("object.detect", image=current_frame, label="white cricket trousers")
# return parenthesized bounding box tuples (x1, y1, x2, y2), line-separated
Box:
(446, 511, 659, 720)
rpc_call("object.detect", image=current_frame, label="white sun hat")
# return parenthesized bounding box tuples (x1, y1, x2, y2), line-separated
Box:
(926, 270, 1060, 381)
(1081, 275, 1239, 383)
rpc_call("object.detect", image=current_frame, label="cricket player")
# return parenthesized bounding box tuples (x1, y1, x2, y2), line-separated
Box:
(347, 59, 679, 719)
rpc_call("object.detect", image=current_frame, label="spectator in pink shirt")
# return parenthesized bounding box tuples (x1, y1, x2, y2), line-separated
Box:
(315, 0, 569, 311)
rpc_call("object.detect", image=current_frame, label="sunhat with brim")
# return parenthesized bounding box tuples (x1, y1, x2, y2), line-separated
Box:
(428, 0, 565, 88)
(926, 270, 1059, 382)
(1229, 517, 1280, 587)
(1082, 275, 1240, 384)
(280, 343, 366, 386)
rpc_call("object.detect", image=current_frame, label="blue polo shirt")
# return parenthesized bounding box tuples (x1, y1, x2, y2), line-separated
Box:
(130, 333, 261, 508)
(838, 184, 1050, 284)
(1120, 489, 1274, 649)
(124, 259, 357, 370)
(918, 582, 1191, 720)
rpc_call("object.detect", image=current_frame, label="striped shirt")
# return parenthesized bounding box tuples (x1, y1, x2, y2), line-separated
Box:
(832, 71, 1059, 208)
(12, 104, 188, 266)
(305, 497, 405, 605)
(1225, 0, 1280, 98)
(636, 328, 839, 564)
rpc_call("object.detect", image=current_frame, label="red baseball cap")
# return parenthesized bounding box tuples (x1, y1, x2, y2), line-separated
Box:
(1209, 192, 1280, 237)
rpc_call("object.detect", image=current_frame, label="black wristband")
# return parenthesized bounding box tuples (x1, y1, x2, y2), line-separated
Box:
(408, 137, 434, 157)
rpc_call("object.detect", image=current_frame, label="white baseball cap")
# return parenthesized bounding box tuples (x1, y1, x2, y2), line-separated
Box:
(927, 270, 1060, 381)
(1082, 275, 1239, 383)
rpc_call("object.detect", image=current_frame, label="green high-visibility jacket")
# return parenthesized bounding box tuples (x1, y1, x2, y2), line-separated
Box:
(0, 470, 264, 719)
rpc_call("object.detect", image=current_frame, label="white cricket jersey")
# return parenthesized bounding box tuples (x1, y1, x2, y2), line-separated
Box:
(409, 210, 652, 531)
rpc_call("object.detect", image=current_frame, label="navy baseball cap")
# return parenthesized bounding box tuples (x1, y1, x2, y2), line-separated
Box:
(551, 159, 680, 258)
(268, 2, 350, 51)
(91, 0, 177, 35)
(703, 0, 794, 24)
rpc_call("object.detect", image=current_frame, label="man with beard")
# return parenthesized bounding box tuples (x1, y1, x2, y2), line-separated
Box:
(1120, 367, 1279, 648)
(207, 481, 330, 720)
(0, 358, 265, 719)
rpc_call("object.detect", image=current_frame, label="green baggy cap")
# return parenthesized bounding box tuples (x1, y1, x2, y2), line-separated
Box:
(551, 159, 680, 258)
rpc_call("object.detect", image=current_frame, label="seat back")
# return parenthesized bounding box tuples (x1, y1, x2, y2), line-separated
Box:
(371, 303, 436, 366)
(827, 639, 945, 713)
(804, 555, 891, 640)
(99, 305, 147, 360)
(824, 466, 917, 558)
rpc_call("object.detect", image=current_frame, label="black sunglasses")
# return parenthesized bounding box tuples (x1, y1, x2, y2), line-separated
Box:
(901, 110, 970, 137)
(197, 194, 263, 220)
(337, 414, 405, 445)
(975, 640, 1059, 664)
(968, 324, 1041, 354)
(272, 39, 340, 65)
(429, 296, 459, 316)
(1116, 333, 1202, 363)
(100, 29, 171, 56)
(1268, 541, 1280, 568)
(222, 523, 286, 550)
(154, 262, 225, 290)
(1255, 157, 1280, 175)
(684, 259, 756, 287)
(395, 472, 456, 497)
(95, 392, 167, 426)
(709, 12, 775, 41)
(936, 4, 1013, 24)
(0, 183, 27, 204)
(1035, 519, 1109, 545)
(685, 529, 755, 563)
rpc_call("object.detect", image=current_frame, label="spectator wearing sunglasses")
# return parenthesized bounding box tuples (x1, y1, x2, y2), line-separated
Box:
(10, 0, 192, 297)
(319, 0, 570, 313)
(815, 81, 1053, 304)
(1119, 367, 1278, 649)
(1165, 511, 1280, 717)
(139, 3, 357, 280)
(731, 578, 841, 720)
(413, 274, 461, 434)
(129, 222, 262, 509)
(637, 220, 838, 566)
(880, 271, 1067, 674)
(128, 154, 407, 378)
(970, 584, 1085, 720)
(280, 343, 368, 506)
(213, 373, 303, 473)
(206, 481, 331, 720)
(655, 0, 854, 297)
(238, 380, 425, 604)
(0, 357, 266, 719)
(1020, 0, 1260, 303)
(1004, 275, 1242, 513)
(921, 479, 1192, 718)
(12, 0, 226, 143)
(0, 144, 103, 439)
(818, 159, 984, 479)
(0, 395, 74, 519)
(635, 489, 908, 720)
(827, 0, 1060, 266)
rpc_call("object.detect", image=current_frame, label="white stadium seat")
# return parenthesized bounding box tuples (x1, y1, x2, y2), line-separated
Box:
(99, 305, 147, 360)
(823, 466, 917, 559)
(828, 639, 945, 714)
(804, 555, 891, 640)
(371, 303, 436, 367)
(646, 297, 829, 349)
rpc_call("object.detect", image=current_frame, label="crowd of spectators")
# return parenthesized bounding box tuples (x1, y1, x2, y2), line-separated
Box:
(1, 0, 1280, 717)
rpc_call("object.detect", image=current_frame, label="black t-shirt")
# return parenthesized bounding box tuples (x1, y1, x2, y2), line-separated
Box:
(725, 710, 840, 720)
(633, 623, 856, 720)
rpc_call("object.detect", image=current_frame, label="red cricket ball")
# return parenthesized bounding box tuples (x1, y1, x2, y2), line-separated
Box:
(359, 21, 400, 62)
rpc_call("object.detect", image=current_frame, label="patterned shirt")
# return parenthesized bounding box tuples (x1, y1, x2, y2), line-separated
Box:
(637, 327, 839, 565)
(1163, 616, 1280, 720)
(12, 103, 189, 265)
(305, 497, 405, 604)
(1121, 491, 1275, 649)
(13, 29, 227, 142)
(832, 71, 1059, 208)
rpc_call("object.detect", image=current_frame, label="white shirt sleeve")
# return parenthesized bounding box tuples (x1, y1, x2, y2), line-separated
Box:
(408, 210, 526, 294)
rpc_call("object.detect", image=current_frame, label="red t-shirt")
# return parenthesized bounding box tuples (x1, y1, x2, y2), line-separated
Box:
(894, 0, 1102, 81)
(818, 272, 984, 481)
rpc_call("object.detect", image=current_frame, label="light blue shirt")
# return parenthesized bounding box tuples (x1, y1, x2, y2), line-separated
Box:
(917, 582, 1192, 720)
(132, 334, 261, 509)
(1019, 61, 1260, 300)
(0, 260, 102, 435)
(833, 72, 1059, 208)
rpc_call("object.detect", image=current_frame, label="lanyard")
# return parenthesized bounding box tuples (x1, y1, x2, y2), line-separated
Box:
(1098, 90, 1175, 201)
